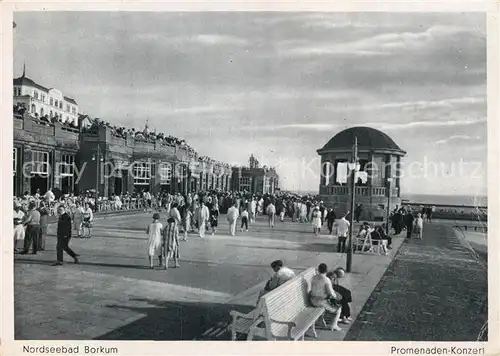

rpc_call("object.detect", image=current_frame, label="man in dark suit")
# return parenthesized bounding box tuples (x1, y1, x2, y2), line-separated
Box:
(403, 210, 415, 239)
(52, 205, 79, 266)
(326, 207, 337, 235)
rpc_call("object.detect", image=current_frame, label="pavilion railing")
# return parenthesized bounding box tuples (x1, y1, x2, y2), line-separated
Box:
(321, 185, 399, 198)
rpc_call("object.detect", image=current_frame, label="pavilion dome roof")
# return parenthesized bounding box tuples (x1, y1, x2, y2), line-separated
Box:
(318, 126, 405, 154)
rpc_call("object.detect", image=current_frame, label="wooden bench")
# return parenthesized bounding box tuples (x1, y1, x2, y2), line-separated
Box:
(355, 231, 387, 255)
(247, 267, 326, 340)
(229, 268, 320, 340)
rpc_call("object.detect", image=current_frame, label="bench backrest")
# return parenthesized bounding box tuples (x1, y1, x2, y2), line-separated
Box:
(261, 267, 317, 338)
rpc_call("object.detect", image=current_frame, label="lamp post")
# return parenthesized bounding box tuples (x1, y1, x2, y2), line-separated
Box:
(346, 136, 358, 273)
(386, 177, 393, 235)
(91, 145, 103, 208)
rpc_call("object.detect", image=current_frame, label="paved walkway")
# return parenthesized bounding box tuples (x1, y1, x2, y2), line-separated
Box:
(14, 214, 405, 340)
(344, 222, 488, 341)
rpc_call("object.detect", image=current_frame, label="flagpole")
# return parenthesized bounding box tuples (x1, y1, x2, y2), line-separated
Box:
(346, 136, 358, 273)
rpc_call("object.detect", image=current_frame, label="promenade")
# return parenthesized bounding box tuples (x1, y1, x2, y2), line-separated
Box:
(345, 222, 488, 341)
(14, 213, 405, 341)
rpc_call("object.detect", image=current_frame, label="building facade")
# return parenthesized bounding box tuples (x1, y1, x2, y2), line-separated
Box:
(13, 110, 80, 196)
(13, 69, 79, 126)
(77, 125, 233, 196)
(317, 126, 406, 220)
(231, 166, 280, 194)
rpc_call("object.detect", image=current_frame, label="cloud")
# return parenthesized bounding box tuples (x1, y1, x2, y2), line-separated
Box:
(194, 34, 249, 46)
(132, 33, 249, 47)
(371, 118, 487, 131)
(324, 96, 485, 113)
(375, 96, 485, 110)
(435, 135, 483, 145)
(165, 105, 241, 116)
(279, 25, 474, 58)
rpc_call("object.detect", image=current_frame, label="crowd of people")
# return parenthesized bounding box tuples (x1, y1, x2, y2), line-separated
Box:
(14, 102, 78, 128)
(81, 117, 198, 156)
(389, 206, 424, 240)
(14, 187, 434, 274)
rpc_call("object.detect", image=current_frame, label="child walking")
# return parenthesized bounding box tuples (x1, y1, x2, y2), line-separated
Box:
(210, 205, 219, 235)
(241, 208, 249, 232)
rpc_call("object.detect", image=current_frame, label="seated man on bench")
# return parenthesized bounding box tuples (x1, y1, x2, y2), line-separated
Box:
(256, 260, 295, 305)
(327, 268, 353, 325)
(371, 225, 389, 255)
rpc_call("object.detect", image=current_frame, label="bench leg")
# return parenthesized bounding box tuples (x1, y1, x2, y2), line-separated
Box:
(311, 323, 318, 339)
(321, 314, 327, 327)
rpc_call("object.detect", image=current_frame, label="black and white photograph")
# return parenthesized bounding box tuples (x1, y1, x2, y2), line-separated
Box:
(2, 5, 497, 353)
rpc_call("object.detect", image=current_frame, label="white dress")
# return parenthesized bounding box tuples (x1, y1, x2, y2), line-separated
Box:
(311, 211, 322, 229)
(13, 210, 25, 241)
(147, 221, 164, 257)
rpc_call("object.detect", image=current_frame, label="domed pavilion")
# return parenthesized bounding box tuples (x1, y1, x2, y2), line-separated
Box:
(317, 126, 406, 221)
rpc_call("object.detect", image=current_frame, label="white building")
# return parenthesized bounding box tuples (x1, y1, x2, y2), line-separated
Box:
(13, 67, 79, 126)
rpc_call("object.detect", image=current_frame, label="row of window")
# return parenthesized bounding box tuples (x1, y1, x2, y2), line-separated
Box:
(239, 177, 252, 191)
(30, 104, 74, 123)
(13, 149, 228, 188)
(14, 87, 77, 114)
(13, 148, 74, 176)
(200, 172, 228, 190)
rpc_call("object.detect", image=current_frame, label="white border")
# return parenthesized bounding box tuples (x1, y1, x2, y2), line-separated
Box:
(1, 2, 498, 356)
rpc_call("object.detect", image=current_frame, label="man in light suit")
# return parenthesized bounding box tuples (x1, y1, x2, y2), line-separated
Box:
(227, 202, 239, 236)
(198, 201, 210, 238)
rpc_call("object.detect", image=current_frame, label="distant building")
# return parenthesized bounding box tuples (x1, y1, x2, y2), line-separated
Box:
(77, 121, 233, 196)
(317, 126, 406, 220)
(231, 157, 279, 194)
(13, 66, 79, 126)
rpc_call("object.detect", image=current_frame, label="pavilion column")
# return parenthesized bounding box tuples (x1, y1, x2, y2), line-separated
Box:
(22, 145, 31, 194)
(396, 156, 401, 198)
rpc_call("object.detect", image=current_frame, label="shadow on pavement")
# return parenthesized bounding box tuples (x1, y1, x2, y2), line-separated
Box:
(95, 298, 254, 340)
(97, 226, 148, 233)
(225, 242, 336, 253)
(14, 258, 151, 270)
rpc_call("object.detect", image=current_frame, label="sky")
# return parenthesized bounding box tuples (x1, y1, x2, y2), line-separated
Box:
(13, 12, 487, 196)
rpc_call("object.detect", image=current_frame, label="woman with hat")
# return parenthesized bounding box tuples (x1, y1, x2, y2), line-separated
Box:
(146, 212, 164, 269)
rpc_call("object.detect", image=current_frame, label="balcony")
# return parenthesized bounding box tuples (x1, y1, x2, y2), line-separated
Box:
(82, 126, 191, 161)
(13, 114, 80, 149)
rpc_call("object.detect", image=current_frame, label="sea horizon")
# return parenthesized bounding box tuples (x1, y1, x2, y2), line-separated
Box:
(286, 190, 487, 207)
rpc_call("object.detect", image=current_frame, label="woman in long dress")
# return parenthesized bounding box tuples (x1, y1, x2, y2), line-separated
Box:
(311, 207, 322, 236)
(182, 203, 192, 241)
(163, 202, 181, 269)
(38, 201, 49, 251)
(146, 213, 163, 269)
(73, 201, 84, 238)
(13, 203, 25, 252)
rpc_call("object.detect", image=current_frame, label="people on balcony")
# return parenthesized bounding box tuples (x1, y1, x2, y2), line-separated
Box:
(14, 102, 78, 128)
(81, 117, 200, 154)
